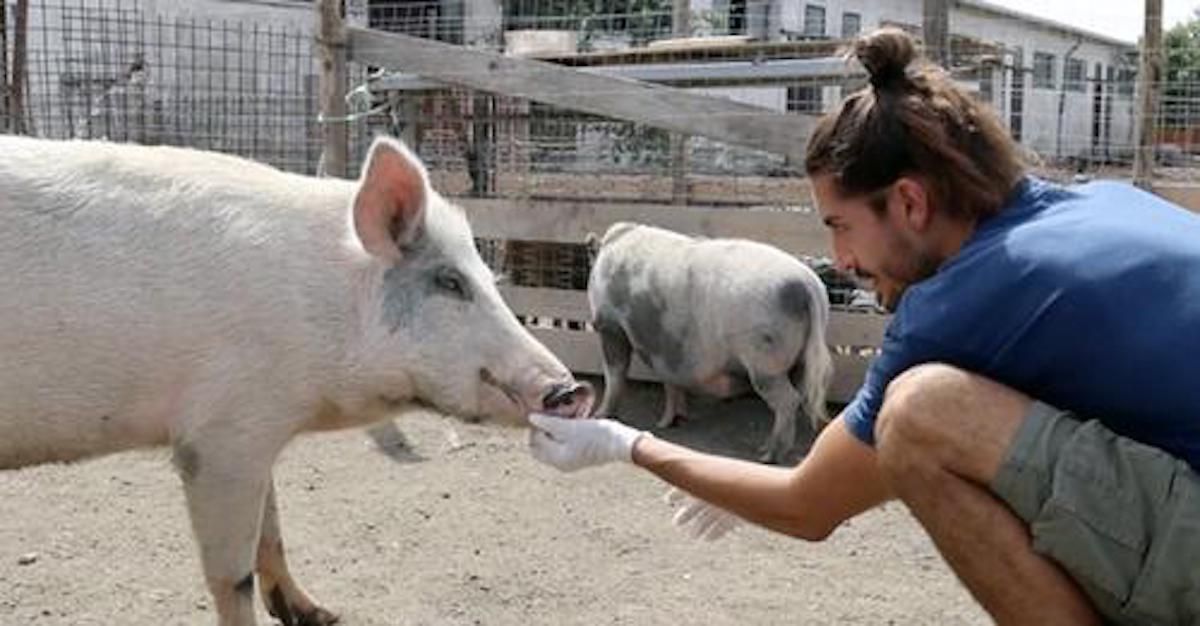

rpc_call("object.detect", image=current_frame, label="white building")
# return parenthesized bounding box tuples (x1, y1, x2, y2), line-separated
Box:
(486, 0, 1141, 165)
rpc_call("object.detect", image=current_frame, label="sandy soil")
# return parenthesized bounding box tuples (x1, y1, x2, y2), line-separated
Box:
(0, 377, 988, 626)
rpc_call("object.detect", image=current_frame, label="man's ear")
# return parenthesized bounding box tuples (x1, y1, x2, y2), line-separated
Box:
(351, 136, 429, 261)
(893, 176, 932, 231)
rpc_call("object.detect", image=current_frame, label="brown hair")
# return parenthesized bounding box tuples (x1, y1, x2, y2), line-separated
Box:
(804, 27, 1026, 221)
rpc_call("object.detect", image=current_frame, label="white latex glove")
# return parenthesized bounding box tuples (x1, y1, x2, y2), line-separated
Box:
(664, 487, 742, 541)
(528, 413, 646, 472)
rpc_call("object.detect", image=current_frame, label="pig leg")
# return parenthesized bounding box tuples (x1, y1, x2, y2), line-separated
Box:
(657, 384, 689, 428)
(748, 371, 803, 464)
(175, 404, 295, 626)
(258, 479, 339, 626)
(594, 320, 632, 419)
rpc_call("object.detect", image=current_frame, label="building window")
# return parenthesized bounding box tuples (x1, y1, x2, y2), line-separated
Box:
(803, 5, 826, 38)
(979, 67, 994, 104)
(1116, 67, 1136, 97)
(1033, 52, 1056, 89)
(1064, 58, 1086, 92)
(787, 85, 823, 114)
(841, 12, 861, 38)
(729, 0, 748, 35)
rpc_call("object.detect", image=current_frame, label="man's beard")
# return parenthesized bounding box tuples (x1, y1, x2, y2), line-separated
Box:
(868, 246, 942, 313)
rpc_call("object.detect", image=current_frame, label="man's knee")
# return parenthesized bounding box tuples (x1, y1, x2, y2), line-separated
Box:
(875, 363, 975, 451)
(875, 363, 1030, 484)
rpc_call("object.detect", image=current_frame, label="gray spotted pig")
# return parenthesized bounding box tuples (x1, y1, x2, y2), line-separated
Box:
(587, 222, 832, 464)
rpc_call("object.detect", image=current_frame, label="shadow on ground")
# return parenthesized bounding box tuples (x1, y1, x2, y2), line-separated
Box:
(578, 375, 844, 467)
(364, 375, 845, 468)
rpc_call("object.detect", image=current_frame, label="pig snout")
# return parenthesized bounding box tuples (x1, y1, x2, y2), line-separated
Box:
(478, 368, 594, 421)
(541, 381, 594, 417)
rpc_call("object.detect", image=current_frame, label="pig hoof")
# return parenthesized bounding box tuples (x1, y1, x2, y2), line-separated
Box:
(299, 608, 341, 626)
(286, 607, 339, 626)
(266, 586, 339, 626)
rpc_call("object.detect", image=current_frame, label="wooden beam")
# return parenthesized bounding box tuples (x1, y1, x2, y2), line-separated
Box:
(347, 26, 814, 161)
(526, 327, 869, 403)
(499, 286, 888, 349)
(1150, 184, 1200, 213)
(458, 197, 832, 257)
(316, 0, 349, 178)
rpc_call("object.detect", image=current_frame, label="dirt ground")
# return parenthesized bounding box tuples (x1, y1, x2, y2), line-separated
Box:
(0, 377, 988, 626)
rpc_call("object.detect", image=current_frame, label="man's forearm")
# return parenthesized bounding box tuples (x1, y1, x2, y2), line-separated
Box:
(632, 433, 817, 537)
(631, 416, 892, 540)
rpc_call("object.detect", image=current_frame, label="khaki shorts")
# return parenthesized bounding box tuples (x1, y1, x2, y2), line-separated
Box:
(991, 402, 1200, 625)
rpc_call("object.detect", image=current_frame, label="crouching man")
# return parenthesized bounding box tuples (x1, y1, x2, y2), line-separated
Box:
(527, 27, 1200, 626)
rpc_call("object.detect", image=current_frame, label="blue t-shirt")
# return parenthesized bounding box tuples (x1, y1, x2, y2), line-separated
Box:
(843, 176, 1200, 471)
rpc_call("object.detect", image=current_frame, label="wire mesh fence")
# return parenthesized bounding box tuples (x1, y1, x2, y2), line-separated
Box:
(7, 2, 1195, 185)
(3, 0, 1197, 306)
(3, 0, 330, 174)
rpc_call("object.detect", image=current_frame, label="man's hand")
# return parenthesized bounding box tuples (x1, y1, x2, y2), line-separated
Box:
(528, 413, 647, 472)
(665, 487, 741, 541)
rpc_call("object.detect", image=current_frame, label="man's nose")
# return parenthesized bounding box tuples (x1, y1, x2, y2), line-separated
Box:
(833, 246, 857, 274)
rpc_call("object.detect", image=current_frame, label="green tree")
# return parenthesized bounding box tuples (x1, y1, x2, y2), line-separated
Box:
(1163, 9, 1200, 129)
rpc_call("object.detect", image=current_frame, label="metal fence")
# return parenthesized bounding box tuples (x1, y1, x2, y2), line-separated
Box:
(6, 1, 1196, 184)
(3, 0, 327, 174)
(3, 0, 1196, 302)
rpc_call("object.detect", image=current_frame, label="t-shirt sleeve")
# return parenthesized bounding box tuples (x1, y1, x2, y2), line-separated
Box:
(841, 328, 943, 446)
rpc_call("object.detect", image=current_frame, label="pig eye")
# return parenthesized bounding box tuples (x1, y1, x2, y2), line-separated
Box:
(433, 268, 470, 300)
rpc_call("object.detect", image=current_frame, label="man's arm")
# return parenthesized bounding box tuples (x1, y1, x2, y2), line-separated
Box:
(632, 413, 891, 540)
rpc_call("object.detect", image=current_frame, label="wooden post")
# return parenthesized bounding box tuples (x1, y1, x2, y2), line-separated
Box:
(673, 0, 691, 37)
(10, 0, 29, 134)
(1133, 0, 1163, 189)
(670, 0, 691, 205)
(464, 0, 501, 197)
(1, 1, 8, 131)
(399, 94, 421, 149)
(316, 0, 348, 178)
(922, 0, 949, 68)
(0, 0, 7, 130)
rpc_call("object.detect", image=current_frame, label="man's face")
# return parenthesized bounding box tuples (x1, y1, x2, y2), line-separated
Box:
(811, 174, 942, 312)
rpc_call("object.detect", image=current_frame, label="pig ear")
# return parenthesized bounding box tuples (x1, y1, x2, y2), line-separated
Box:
(352, 137, 429, 261)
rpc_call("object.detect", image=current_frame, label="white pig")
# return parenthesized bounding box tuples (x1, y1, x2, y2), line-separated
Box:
(0, 134, 591, 626)
(587, 222, 832, 464)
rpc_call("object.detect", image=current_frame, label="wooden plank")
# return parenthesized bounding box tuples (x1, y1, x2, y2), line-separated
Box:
(828, 311, 890, 347)
(347, 26, 814, 161)
(500, 286, 888, 348)
(501, 286, 591, 321)
(527, 327, 868, 404)
(1150, 184, 1200, 214)
(461, 197, 831, 257)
